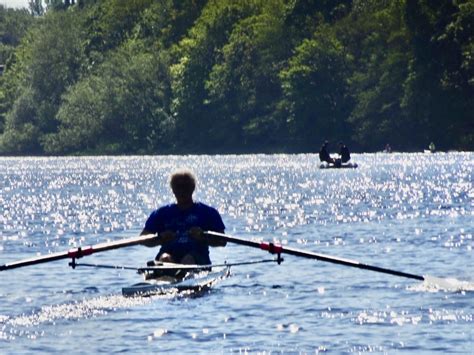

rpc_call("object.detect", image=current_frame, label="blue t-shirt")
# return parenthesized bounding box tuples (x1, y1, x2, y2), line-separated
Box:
(144, 202, 225, 264)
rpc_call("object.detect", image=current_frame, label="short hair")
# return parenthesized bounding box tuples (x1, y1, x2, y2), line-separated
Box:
(170, 169, 196, 191)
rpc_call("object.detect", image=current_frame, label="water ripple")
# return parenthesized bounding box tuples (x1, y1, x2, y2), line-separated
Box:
(0, 153, 472, 353)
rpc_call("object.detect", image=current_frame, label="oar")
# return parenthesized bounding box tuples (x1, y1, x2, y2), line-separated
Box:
(205, 231, 424, 281)
(0, 234, 160, 271)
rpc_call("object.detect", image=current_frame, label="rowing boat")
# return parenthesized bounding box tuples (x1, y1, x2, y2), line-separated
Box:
(122, 264, 230, 297)
(2, 232, 463, 294)
(69, 259, 275, 297)
(319, 162, 358, 169)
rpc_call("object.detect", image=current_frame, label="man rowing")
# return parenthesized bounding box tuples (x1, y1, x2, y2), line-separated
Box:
(141, 170, 226, 265)
(319, 141, 335, 164)
(336, 142, 351, 166)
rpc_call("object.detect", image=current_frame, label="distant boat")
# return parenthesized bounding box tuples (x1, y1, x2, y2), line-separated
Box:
(320, 162, 358, 169)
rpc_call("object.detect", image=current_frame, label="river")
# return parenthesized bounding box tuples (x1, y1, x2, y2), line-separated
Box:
(0, 153, 472, 353)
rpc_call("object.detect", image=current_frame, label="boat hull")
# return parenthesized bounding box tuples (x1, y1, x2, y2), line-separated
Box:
(319, 163, 358, 169)
(122, 267, 230, 297)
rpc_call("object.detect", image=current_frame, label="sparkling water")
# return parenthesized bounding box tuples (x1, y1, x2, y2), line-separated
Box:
(0, 153, 472, 353)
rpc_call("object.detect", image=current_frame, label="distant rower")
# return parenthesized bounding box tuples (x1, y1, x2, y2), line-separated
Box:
(339, 142, 351, 163)
(333, 142, 351, 167)
(429, 142, 436, 153)
(319, 141, 335, 164)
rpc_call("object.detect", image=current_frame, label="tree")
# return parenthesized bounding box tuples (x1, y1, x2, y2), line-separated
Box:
(84, 0, 154, 54)
(344, 0, 412, 150)
(280, 25, 352, 150)
(136, 0, 207, 48)
(170, 0, 259, 152)
(0, 5, 36, 135)
(403, 0, 473, 150)
(0, 6, 34, 62)
(1, 0, 472, 154)
(205, 0, 289, 151)
(0, 87, 40, 153)
(0, 9, 87, 153)
(44, 42, 173, 154)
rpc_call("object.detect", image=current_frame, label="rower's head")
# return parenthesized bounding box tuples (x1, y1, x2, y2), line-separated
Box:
(170, 170, 196, 203)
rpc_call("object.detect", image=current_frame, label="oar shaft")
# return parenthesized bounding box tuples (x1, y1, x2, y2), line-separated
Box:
(0, 234, 160, 271)
(0, 250, 72, 271)
(205, 231, 424, 281)
(77, 234, 160, 255)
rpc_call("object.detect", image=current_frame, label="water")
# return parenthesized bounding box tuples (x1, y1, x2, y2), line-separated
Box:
(0, 153, 472, 353)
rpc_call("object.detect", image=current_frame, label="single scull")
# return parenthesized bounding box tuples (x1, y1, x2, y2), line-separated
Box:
(3, 231, 460, 295)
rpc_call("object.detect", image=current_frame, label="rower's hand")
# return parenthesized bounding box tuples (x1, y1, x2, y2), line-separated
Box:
(159, 230, 176, 243)
(140, 229, 161, 247)
(188, 227, 206, 243)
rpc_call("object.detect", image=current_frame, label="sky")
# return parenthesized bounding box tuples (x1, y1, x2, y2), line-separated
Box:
(0, 0, 29, 9)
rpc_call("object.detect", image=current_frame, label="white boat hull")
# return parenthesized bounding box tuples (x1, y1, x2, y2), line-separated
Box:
(122, 267, 230, 297)
(320, 162, 358, 169)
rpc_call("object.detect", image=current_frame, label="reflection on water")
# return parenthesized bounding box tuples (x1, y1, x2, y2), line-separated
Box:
(409, 275, 474, 293)
(0, 153, 472, 352)
(1, 154, 471, 245)
(1, 293, 167, 339)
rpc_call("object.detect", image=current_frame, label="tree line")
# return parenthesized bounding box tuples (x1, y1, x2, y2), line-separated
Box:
(0, 0, 472, 155)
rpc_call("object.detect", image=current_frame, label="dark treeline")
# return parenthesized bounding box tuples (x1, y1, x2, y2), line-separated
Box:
(0, 0, 472, 155)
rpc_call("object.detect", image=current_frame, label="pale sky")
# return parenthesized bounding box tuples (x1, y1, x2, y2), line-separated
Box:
(0, 0, 29, 9)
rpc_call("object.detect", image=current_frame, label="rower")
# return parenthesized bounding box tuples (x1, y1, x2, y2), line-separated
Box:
(429, 142, 436, 153)
(332, 142, 351, 167)
(319, 141, 335, 165)
(338, 142, 351, 165)
(140, 169, 226, 266)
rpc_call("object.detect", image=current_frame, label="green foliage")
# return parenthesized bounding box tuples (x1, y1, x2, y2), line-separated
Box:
(0, 6, 34, 62)
(0, 5, 35, 135)
(0, 6, 32, 46)
(0, 87, 40, 153)
(205, 0, 289, 150)
(344, 0, 412, 150)
(402, 0, 474, 150)
(0, 8, 87, 154)
(136, 0, 207, 48)
(0, 0, 472, 154)
(85, 0, 154, 54)
(170, 0, 260, 151)
(41, 75, 107, 153)
(44, 42, 173, 154)
(281, 24, 352, 150)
